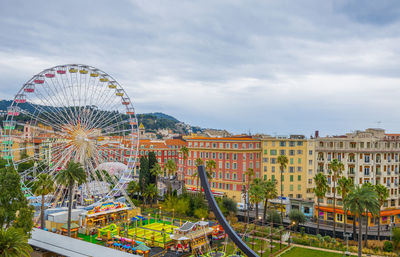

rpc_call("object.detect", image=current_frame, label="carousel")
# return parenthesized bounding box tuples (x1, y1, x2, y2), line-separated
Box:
(170, 221, 213, 254)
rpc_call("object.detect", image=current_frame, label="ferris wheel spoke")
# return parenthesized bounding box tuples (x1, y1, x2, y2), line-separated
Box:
(19, 108, 65, 133)
(47, 76, 78, 126)
(23, 92, 69, 130)
(84, 88, 122, 129)
(29, 84, 71, 126)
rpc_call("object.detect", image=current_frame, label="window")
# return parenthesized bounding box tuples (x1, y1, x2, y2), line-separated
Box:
(297, 167, 302, 172)
(212, 153, 216, 159)
(309, 150, 313, 155)
(290, 158, 294, 164)
(270, 150, 277, 155)
(226, 153, 230, 160)
(308, 179, 312, 184)
(233, 173, 237, 180)
(225, 173, 230, 179)
(289, 167, 294, 173)
(298, 184, 301, 191)
(264, 166, 267, 172)
(212, 143, 217, 148)
(289, 141, 295, 147)
(225, 162, 230, 169)
(243, 154, 246, 160)
(280, 150, 286, 155)
(249, 143, 253, 149)
(233, 163, 237, 170)
(272, 175, 275, 181)
(290, 185, 294, 191)
(272, 166, 275, 172)
(298, 175, 301, 181)
(219, 153, 223, 159)
(309, 160, 312, 165)
(290, 175, 293, 182)
(289, 150, 295, 156)
(297, 141, 303, 146)
(297, 150, 303, 154)
(280, 141, 286, 147)
(263, 158, 268, 163)
(206, 143, 210, 148)
(243, 163, 246, 171)
(233, 154, 238, 160)
(225, 143, 230, 148)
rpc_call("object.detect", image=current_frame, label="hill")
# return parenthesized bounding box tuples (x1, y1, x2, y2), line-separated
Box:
(0, 100, 202, 134)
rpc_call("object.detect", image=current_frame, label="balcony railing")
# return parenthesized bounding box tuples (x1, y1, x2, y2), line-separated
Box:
(348, 159, 355, 163)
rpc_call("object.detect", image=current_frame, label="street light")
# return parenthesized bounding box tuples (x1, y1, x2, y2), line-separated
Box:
(259, 216, 264, 257)
(343, 233, 351, 256)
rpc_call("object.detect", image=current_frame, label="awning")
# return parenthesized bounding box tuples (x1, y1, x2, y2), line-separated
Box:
(317, 206, 400, 217)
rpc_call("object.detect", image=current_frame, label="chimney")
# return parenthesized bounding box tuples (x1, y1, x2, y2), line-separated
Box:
(315, 130, 319, 138)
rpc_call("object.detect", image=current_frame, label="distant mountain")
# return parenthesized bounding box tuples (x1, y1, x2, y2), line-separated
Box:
(0, 100, 203, 134)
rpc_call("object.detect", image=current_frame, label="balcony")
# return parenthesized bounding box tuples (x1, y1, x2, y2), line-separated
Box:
(348, 171, 355, 176)
(348, 159, 355, 163)
(364, 172, 371, 177)
(376, 159, 381, 163)
(317, 158, 325, 162)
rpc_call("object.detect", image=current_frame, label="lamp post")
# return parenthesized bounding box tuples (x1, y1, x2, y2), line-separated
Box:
(148, 213, 151, 225)
(172, 208, 175, 225)
(343, 233, 351, 256)
(259, 216, 264, 257)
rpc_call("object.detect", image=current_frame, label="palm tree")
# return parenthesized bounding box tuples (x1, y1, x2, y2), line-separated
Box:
(249, 178, 265, 220)
(328, 159, 344, 238)
(375, 183, 389, 241)
(262, 179, 278, 223)
(32, 173, 55, 230)
(192, 158, 204, 192)
(150, 163, 163, 187)
(55, 161, 87, 237)
(165, 159, 177, 194)
(314, 172, 328, 235)
(337, 176, 353, 236)
(362, 182, 374, 247)
(205, 160, 216, 184)
(277, 155, 288, 222)
(127, 180, 140, 200)
(180, 146, 189, 182)
(345, 185, 379, 257)
(245, 168, 255, 224)
(0, 227, 32, 257)
(143, 184, 158, 208)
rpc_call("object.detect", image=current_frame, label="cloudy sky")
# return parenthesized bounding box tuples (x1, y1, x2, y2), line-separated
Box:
(1, 0, 400, 136)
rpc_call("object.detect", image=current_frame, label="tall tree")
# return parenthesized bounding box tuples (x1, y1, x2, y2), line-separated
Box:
(314, 172, 328, 235)
(55, 161, 87, 237)
(345, 185, 379, 257)
(127, 180, 140, 200)
(148, 151, 158, 184)
(375, 184, 389, 241)
(32, 173, 55, 230)
(192, 158, 204, 192)
(0, 166, 33, 235)
(165, 159, 177, 194)
(138, 156, 149, 193)
(180, 146, 189, 182)
(328, 159, 344, 238)
(337, 176, 353, 236)
(262, 179, 278, 223)
(249, 178, 265, 220)
(277, 155, 288, 222)
(362, 182, 374, 247)
(150, 163, 163, 187)
(143, 183, 158, 208)
(245, 168, 255, 224)
(0, 227, 32, 257)
(205, 160, 216, 184)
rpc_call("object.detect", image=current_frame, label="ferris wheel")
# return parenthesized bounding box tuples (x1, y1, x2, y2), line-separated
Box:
(2, 64, 139, 207)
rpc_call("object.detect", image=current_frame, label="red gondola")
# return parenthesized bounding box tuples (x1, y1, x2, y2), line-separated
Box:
(57, 70, 66, 74)
(24, 83, 35, 93)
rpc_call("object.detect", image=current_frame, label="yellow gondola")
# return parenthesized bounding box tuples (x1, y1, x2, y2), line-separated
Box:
(90, 72, 99, 77)
(100, 77, 109, 82)
(116, 92, 124, 96)
(108, 84, 117, 89)
(69, 68, 78, 73)
(79, 69, 88, 74)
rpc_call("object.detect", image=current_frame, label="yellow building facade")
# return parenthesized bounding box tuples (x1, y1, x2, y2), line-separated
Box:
(261, 135, 310, 200)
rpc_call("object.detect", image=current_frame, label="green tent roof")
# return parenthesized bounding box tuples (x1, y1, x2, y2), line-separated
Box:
(136, 244, 151, 251)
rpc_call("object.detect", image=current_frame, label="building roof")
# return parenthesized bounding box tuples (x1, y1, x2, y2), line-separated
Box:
(186, 136, 258, 141)
(29, 228, 139, 257)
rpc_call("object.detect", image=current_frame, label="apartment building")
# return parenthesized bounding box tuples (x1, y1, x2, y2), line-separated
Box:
(315, 128, 400, 226)
(184, 136, 262, 202)
(261, 135, 314, 217)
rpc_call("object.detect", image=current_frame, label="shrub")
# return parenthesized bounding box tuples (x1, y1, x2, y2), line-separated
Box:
(300, 227, 305, 237)
(266, 210, 282, 224)
(323, 235, 331, 243)
(384, 241, 393, 252)
(288, 209, 306, 230)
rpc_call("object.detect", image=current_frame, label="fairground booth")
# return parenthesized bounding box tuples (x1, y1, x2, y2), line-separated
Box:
(79, 201, 139, 235)
(170, 221, 213, 254)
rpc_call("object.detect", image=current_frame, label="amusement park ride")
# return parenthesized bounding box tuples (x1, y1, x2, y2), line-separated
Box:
(2, 64, 139, 208)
